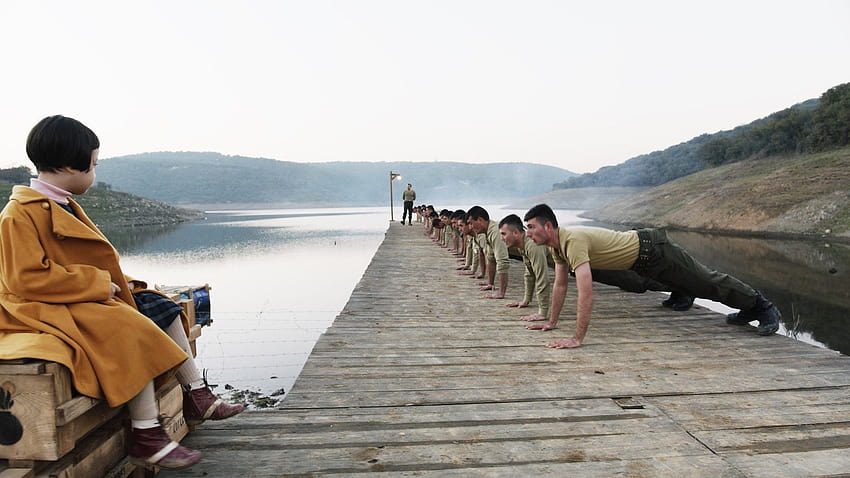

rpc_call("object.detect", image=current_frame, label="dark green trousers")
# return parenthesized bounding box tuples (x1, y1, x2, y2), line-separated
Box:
(590, 269, 671, 294)
(630, 229, 759, 310)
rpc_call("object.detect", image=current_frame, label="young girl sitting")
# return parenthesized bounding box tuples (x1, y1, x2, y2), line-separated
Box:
(0, 115, 244, 470)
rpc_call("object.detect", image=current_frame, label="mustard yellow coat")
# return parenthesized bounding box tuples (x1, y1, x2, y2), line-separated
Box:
(0, 186, 187, 407)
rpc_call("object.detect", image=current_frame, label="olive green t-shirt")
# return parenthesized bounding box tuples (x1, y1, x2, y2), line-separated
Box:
(550, 227, 639, 271)
(519, 235, 552, 316)
(485, 220, 511, 274)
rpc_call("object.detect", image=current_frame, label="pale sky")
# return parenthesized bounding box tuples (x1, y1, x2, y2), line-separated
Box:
(1, 1, 848, 174)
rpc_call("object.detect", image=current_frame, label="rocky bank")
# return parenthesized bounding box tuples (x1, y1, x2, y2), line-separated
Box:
(542, 147, 850, 242)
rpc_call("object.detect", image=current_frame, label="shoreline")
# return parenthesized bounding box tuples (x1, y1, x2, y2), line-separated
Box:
(580, 213, 850, 245)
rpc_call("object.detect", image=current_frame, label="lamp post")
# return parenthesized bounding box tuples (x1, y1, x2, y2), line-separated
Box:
(389, 171, 402, 222)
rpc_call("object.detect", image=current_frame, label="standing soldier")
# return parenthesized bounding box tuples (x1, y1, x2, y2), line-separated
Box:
(401, 183, 416, 225)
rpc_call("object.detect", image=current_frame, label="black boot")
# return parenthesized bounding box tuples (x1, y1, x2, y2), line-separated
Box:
(754, 295, 781, 335)
(662, 292, 694, 311)
(727, 293, 780, 335)
(725, 311, 752, 325)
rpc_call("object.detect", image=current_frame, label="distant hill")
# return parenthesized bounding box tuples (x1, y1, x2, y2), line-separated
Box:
(94, 155, 576, 207)
(0, 183, 204, 228)
(554, 82, 849, 189)
(507, 186, 648, 210)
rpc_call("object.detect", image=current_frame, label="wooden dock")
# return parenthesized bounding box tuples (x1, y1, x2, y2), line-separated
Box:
(160, 223, 850, 477)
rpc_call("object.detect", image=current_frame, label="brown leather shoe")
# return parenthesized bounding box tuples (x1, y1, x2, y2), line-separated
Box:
(129, 426, 202, 470)
(184, 387, 245, 425)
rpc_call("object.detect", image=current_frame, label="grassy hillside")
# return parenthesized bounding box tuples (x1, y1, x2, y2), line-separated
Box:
(580, 146, 850, 241)
(0, 184, 204, 228)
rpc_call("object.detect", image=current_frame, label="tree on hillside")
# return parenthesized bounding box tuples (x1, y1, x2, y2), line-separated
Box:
(696, 83, 849, 166)
(553, 135, 709, 188)
(810, 83, 850, 150)
(554, 82, 849, 191)
(698, 106, 815, 165)
(0, 166, 33, 184)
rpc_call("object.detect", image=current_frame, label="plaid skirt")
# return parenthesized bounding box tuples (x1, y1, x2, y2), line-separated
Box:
(133, 291, 181, 330)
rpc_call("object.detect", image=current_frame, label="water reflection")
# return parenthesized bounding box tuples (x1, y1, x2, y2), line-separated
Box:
(115, 207, 389, 396)
(101, 224, 183, 251)
(666, 231, 850, 355)
(109, 208, 387, 261)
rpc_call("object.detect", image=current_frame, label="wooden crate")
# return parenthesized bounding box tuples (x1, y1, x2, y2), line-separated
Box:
(0, 359, 190, 462)
(0, 285, 205, 472)
(155, 380, 187, 443)
(157, 284, 212, 328)
(0, 379, 188, 478)
(0, 361, 119, 462)
(157, 284, 211, 358)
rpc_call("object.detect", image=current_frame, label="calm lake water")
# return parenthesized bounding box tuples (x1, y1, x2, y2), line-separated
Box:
(106, 206, 850, 399)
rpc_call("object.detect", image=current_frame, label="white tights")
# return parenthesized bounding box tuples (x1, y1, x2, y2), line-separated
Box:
(127, 317, 206, 426)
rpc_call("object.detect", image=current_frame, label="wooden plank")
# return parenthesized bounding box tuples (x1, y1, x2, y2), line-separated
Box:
(102, 458, 143, 478)
(726, 449, 850, 478)
(54, 396, 101, 427)
(648, 387, 850, 431)
(167, 455, 744, 477)
(42, 364, 72, 406)
(279, 366, 850, 409)
(164, 429, 729, 476)
(36, 418, 127, 478)
(156, 398, 678, 447)
(187, 324, 202, 342)
(0, 468, 35, 478)
(53, 403, 122, 463)
(697, 422, 850, 454)
(0, 361, 45, 375)
(172, 414, 682, 451)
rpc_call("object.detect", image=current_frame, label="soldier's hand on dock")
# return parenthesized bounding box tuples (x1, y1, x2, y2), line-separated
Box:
(519, 313, 546, 321)
(505, 301, 528, 308)
(546, 338, 582, 349)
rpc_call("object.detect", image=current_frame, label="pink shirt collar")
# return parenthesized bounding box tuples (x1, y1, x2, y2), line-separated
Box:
(30, 178, 73, 205)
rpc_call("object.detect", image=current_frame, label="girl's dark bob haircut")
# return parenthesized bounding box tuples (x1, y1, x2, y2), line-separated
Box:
(26, 115, 100, 172)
